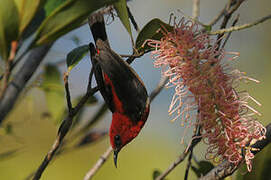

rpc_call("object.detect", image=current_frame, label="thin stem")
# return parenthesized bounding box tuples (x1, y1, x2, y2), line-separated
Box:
(32, 70, 97, 180)
(210, 14, 271, 35)
(119, 53, 142, 58)
(127, 5, 140, 33)
(83, 146, 113, 180)
(184, 150, 193, 180)
(64, 72, 73, 113)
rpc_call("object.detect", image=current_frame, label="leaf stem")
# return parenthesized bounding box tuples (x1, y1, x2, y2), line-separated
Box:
(210, 14, 271, 35)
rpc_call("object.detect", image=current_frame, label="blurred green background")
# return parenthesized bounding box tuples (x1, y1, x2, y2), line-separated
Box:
(0, 0, 271, 179)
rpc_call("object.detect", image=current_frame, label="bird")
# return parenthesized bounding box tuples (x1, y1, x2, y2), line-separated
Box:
(89, 39, 150, 167)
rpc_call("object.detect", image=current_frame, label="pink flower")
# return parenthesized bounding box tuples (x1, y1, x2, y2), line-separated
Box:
(146, 17, 266, 171)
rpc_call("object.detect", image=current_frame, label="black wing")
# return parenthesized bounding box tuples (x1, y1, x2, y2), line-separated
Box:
(89, 43, 115, 112)
(95, 40, 149, 123)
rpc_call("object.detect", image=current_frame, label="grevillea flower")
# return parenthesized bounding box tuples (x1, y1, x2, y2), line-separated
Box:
(146, 17, 266, 171)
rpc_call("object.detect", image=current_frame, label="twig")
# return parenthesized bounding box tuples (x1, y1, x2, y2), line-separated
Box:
(32, 70, 98, 180)
(127, 5, 140, 32)
(184, 124, 200, 180)
(119, 53, 142, 58)
(199, 123, 271, 180)
(155, 125, 201, 180)
(210, 14, 271, 35)
(83, 146, 113, 180)
(192, 0, 200, 19)
(63, 72, 73, 113)
(184, 150, 193, 180)
(29, 12, 104, 180)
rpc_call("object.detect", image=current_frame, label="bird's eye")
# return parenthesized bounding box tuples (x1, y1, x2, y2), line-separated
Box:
(114, 135, 122, 149)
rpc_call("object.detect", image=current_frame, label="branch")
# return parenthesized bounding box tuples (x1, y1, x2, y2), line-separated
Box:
(83, 146, 113, 180)
(184, 149, 193, 180)
(63, 72, 73, 113)
(127, 5, 140, 32)
(209, 14, 271, 35)
(32, 70, 98, 180)
(0, 44, 52, 125)
(199, 123, 271, 180)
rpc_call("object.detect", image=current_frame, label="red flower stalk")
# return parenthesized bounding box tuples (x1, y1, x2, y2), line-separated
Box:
(146, 18, 266, 171)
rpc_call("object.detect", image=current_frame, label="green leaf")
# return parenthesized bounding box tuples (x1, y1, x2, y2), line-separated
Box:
(66, 45, 89, 73)
(191, 160, 214, 177)
(33, 0, 117, 46)
(113, 0, 132, 40)
(41, 64, 65, 123)
(135, 18, 173, 53)
(0, 0, 19, 60)
(44, 0, 67, 17)
(14, 0, 46, 37)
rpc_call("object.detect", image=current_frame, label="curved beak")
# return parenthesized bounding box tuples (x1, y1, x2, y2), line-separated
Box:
(113, 149, 119, 168)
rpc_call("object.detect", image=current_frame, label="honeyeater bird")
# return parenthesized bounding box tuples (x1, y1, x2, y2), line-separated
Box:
(89, 39, 150, 167)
